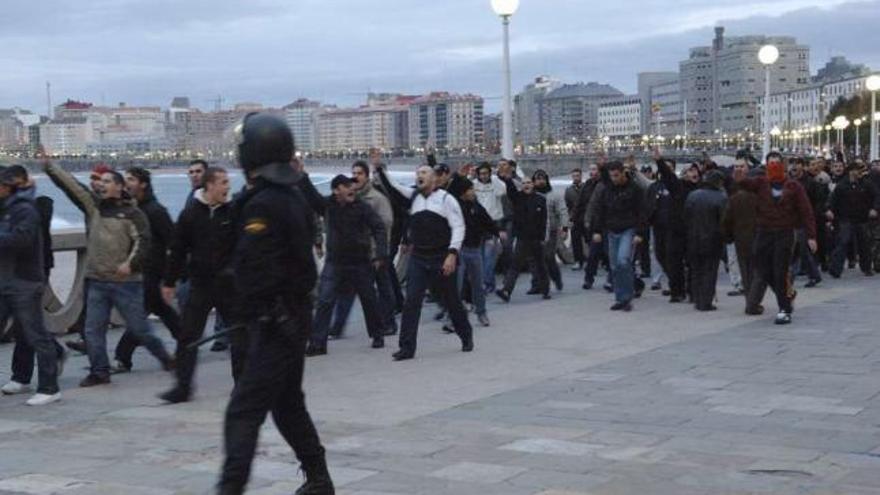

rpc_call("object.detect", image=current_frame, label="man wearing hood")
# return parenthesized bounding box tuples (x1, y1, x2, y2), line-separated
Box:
(113, 167, 182, 373)
(532, 169, 569, 291)
(734, 152, 817, 325)
(159, 167, 245, 403)
(42, 160, 173, 386)
(0, 166, 64, 406)
(684, 170, 728, 311)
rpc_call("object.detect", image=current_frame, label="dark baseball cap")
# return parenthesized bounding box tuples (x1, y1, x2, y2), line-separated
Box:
(433, 163, 451, 175)
(330, 174, 353, 189)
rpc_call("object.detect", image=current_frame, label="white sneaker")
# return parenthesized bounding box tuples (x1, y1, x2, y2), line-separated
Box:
(25, 392, 61, 406)
(1, 381, 31, 395)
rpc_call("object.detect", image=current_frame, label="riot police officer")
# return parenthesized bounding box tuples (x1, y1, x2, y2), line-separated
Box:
(217, 113, 334, 495)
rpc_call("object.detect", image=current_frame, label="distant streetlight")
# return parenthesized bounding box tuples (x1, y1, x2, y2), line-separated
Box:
(770, 125, 781, 150)
(491, 0, 519, 160)
(866, 74, 880, 160)
(758, 45, 779, 162)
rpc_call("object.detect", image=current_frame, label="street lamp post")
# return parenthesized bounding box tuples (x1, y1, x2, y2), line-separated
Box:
(758, 45, 779, 162)
(491, 0, 519, 160)
(867, 75, 880, 161)
(854, 118, 863, 157)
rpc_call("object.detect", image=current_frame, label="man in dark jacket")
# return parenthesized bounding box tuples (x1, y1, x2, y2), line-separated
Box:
(565, 168, 586, 269)
(723, 162, 760, 306)
(573, 164, 603, 289)
(684, 170, 728, 311)
(0, 167, 63, 406)
(495, 173, 550, 302)
(827, 162, 880, 278)
(592, 161, 647, 311)
(458, 178, 500, 327)
(158, 167, 245, 404)
(788, 158, 823, 287)
(113, 167, 182, 373)
(656, 155, 701, 302)
(735, 152, 817, 325)
(300, 174, 388, 356)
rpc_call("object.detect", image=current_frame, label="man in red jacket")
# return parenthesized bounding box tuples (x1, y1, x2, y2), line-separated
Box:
(734, 152, 817, 325)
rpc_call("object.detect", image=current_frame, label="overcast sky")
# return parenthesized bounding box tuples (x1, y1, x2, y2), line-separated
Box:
(2, 0, 878, 114)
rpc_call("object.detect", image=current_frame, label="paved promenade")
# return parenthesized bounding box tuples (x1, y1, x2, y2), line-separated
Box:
(1, 268, 880, 494)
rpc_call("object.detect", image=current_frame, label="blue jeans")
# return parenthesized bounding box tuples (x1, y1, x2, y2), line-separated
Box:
(1, 281, 60, 394)
(458, 247, 487, 316)
(607, 229, 636, 304)
(791, 228, 821, 281)
(84, 280, 170, 377)
(481, 232, 501, 292)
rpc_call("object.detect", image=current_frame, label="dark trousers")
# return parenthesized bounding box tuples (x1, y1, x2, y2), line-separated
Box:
(312, 261, 383, 347)
(538, 233, 561, 289)
(503, 239, 548, 295)
(584, 238, 605, 285)
(653, 225, 669, 278)
(735, 245, 755, 300)
(638, 228, 652, 277)
(666, 231, 687, 298)
(791, 229, 821, 281)
(571, 224, 586, 265)
(219, 299, 325, 493)
(175, 280, 247, 391)
(2, 281, 60, 394)
(331, 262, 396, 337)
(115, 271, 182, 365)
(688, 252, 721, 310)
(399, 254, 472, 356)
(830, 221, 873, 276)
(747, 229, 795, 314)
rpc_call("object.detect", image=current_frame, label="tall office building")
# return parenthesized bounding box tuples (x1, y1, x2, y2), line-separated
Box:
(284, 99, 322, 152)
(540, 82, 623, 143)
(514, 76, 562, 147)
(680, 27, 810, 137)
(408, 92, 484, 150)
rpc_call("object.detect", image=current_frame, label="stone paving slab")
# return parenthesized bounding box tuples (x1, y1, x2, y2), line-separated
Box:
(1, 268, 879, 493)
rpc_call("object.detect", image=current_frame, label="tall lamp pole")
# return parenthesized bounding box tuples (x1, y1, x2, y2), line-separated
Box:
(867, 75, 880, 161)
(491, 0, 519, 160)
(758, 45, 779, 162)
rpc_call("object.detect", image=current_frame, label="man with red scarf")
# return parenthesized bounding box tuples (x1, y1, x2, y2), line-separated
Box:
(734, 152, 816, 325)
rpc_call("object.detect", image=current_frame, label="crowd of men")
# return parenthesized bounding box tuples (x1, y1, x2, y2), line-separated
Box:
(1, 112, 879, 492)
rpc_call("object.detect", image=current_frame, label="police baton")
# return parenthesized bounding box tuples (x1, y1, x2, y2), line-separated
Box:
(186, 324, 247, 350)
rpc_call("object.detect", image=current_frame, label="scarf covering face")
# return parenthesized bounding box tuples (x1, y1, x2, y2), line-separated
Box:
(767, 161, 786, 184)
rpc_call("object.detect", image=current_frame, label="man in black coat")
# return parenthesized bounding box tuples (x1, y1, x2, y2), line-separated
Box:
(299, 173, 388, 356)
(656, 154, 701, 302)
(495, 173, 550, 302)
(112, 167, 182, 373)
(684, 170, 728, 311)
(827, 162, 880, 277)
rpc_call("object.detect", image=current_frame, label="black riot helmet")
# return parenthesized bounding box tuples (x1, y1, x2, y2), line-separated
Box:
(234, 112, 300, 185)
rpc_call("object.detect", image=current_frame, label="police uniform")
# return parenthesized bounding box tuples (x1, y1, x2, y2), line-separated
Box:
(218, 114, 333, 495)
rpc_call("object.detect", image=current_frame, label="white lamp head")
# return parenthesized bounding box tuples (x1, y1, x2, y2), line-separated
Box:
(866, 75, 880, 92)
(758, 45, 780, 65)
(855, 118, 863, 126)
(491, 0, 520, 17)
(770, 126, 781, 136)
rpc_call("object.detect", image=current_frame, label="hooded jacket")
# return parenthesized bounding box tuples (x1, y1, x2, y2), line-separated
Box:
(0, 187, 45, 283)
(473, 175, 507, 221)
(504, 177, 547, 242)
(165, 188, 237, 287)
(136, 191, 174, 276)
(45, 162, 150, 282)
(534, 173, 570, 234)
(684, 185, 728, 257)
(736, 176, 816, 239)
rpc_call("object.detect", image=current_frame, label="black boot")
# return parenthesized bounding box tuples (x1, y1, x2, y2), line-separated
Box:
(296, 456, 335, 495)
